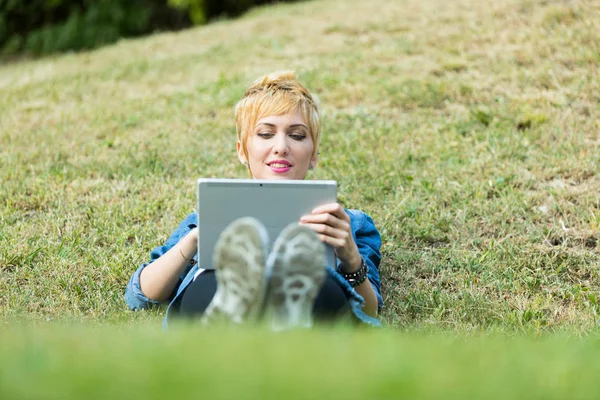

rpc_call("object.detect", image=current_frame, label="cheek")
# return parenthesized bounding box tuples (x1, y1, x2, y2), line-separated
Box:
(299, 142, 315, 160)
(247, 139, 268, 160)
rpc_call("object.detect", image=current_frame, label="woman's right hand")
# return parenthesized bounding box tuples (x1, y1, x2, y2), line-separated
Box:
(188, 227, 199, 243)
(179, 227, 199, 261)
(139, 227, 199, 301)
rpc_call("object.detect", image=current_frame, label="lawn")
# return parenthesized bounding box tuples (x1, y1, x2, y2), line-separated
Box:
(1, 0, 599, 396)
(2, 323, 600, 400)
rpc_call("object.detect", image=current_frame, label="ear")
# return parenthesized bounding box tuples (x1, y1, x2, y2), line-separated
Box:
(310, 152, 319, 169)
(236, 140, 246, 165)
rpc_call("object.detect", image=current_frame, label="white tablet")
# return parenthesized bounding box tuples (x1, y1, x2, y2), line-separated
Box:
(197, 178, 337, 270)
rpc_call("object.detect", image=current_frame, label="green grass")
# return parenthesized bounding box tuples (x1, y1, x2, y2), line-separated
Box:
(1, 0, 600, 395)
(1, 0, 598, 326)
(2, 323, 600, 399)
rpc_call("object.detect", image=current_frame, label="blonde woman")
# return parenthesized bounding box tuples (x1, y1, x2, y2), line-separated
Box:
(125, 72, 383, 328)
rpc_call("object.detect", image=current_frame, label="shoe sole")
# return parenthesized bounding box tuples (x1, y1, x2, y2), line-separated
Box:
(265, 224, 326, 331)
(201, 217, 269, 325)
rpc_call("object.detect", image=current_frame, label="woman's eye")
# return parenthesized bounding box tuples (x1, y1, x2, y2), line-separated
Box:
(290, 133, 306, 141)
(257, 133, 274, 139)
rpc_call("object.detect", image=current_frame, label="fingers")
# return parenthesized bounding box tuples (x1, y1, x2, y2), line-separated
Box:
(300, 203, 356, 257)
(307, 229, 348, 249)
(317, 233, 345, 249)
(300, 221, 351, 242)
(300, 206, 360, 265)
(300, 213, 353, 252)
(301, 202, 350, 240)
(310, 202, 349, 221)
(300, 212, 349, 230)
(301, 221, 359, 266)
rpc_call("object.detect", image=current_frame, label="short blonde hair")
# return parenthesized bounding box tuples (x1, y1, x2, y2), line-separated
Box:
(234, 71, 321, 164)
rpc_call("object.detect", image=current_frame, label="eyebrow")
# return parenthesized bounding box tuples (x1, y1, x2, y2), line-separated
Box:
(255, 123, 308, 129)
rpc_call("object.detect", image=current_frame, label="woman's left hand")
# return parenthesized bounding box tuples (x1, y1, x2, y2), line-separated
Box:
(300, 202, 362, 272)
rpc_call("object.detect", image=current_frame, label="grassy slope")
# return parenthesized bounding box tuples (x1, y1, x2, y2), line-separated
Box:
(1, 0, 599, 334)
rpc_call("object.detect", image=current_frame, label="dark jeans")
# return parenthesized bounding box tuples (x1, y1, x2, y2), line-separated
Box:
(177, 270, 350, 322)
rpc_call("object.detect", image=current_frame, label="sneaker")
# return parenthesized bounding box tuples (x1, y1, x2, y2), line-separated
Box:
(265, 223, 327, 331)
(201, 217, 269, 325)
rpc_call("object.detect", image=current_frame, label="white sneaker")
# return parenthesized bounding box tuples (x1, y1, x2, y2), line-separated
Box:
(201, 217, 269, 325)
(265, 223, 327, 331)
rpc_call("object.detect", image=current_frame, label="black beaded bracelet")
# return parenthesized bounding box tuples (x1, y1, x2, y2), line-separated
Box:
(338, 257, 368, 287)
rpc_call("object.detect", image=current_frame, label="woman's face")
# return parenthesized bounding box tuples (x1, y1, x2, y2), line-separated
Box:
(237, 111, 318, 180)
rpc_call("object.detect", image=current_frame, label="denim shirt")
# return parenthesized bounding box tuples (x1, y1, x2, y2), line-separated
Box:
(124, 209, 383, 327)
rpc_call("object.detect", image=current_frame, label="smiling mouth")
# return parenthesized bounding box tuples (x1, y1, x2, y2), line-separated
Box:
(267, 160, 292, 168)
(267, 161, 292, 173)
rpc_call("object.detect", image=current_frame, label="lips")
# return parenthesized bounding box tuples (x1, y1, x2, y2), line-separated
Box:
(267, 160, 292, 167)
(267, 159, 292, 173)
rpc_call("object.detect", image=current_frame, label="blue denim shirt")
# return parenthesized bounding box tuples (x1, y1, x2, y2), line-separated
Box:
(125, 209, 383, 327)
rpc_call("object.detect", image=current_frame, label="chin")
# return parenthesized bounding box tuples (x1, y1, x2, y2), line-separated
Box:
(255, 173, 305, 180)
(252, 167, 308, 180)
(269, 174, 298, 180)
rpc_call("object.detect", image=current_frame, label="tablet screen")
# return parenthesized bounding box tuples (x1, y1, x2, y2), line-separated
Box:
(197, 179, 337, 269)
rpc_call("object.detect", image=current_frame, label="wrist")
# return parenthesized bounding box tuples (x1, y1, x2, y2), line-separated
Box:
(337, 257, 368, 288)
(340, 252, 363, 274)
(187, 227, 199, 242)
(178, 230, 198, 264)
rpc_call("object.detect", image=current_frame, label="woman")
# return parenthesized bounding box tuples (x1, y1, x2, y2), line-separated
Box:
(125, 71, 383, 328)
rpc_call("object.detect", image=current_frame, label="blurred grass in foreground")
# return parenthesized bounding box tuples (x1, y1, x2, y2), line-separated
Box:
(2, 323, 600, 400)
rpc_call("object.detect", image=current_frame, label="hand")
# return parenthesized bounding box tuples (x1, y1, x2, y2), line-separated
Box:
(188, 227, 199, 242)
(180, 227, 199, 258)
(300, 203, 362, 272)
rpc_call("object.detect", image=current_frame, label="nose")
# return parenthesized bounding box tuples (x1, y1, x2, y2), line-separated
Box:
(272, 133, 290, 155)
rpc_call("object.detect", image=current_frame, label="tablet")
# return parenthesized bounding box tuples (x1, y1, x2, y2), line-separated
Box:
(197, 178, 337, 270)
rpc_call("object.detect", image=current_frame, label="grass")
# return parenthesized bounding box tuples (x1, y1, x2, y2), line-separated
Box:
(2, 323, 600, 400)
(0, 0, 600, 396)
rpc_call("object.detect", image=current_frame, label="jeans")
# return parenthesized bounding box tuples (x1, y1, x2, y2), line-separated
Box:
(176, 270, 351, 322)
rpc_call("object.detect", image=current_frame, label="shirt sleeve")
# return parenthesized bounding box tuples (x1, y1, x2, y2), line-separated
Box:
(124, 213, 197, 311)
(352, 211, 384, 311)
